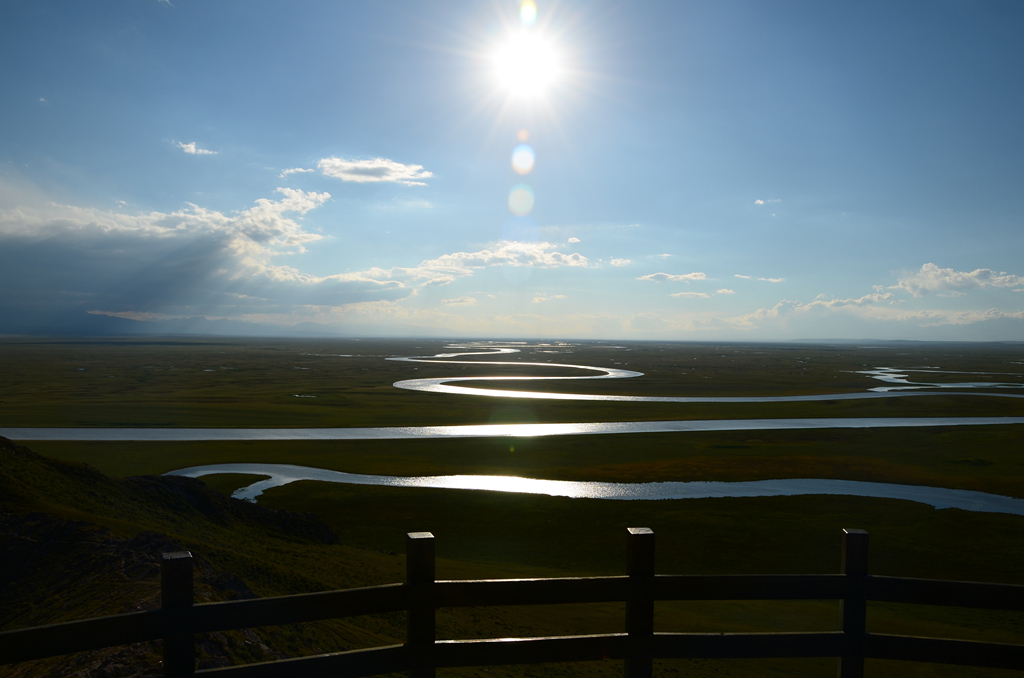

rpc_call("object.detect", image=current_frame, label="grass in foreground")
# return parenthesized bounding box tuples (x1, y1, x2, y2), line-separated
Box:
(4, 435, 1023, 677)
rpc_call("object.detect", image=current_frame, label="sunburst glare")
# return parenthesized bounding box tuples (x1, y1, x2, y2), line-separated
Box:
(520, 1, 537, 27)
(493, 32, 561, 99)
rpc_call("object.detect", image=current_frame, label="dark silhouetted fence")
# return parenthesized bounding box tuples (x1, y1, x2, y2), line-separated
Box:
(2, 528, 1023, 677)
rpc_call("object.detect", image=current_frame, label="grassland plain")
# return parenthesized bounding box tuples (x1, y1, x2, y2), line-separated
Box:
(2, 337, 1023, 428)
(3, 337, 1024, 677)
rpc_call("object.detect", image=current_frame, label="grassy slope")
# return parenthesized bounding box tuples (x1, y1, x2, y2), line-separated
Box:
(0, 437, 411, 677)
(6, 437, 1022, 678)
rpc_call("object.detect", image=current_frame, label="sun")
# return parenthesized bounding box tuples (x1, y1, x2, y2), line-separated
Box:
(493, 32, 561, 99)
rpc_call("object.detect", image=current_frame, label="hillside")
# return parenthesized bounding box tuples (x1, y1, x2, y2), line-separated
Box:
(0, 436, 403, 677)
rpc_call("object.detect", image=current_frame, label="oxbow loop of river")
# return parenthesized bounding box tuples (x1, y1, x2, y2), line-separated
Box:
(158, 346, 1024, 515)
(5, 347, 1024, 443)
(4, 345, 1024, 514)
(387, 347, 1024, 403)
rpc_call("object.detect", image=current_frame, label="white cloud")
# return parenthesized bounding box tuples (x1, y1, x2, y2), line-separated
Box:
(638, 271, 707, 283)
(317, 157, 433, 186)
(0, 186, 329, 253)
(280, 167, 315, 178)
(442, 296, 478, 306)
(568, 237, 580, 243)
(340, 241, 589, 290)
(610, 258, 631, 267)
(734, 274, 784, 282)
(754, 199, 764, 205)
(177, 141, 216, 155)
(670, 292, 710, 298)
(809, 292, 894, 308)
(735, 293, 1024, 330)
(716, 288, 736, 295)
(532, 293, 567, 303)
(734, 293, 896, 327)
(657, 254, 672, 258)
(0, 184, 437, 329)
(887, 308, 1024, 326)
(891, 263, 1024, 297)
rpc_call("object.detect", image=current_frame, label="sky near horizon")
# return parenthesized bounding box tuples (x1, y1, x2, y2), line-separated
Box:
(1, 1, 1023, 341)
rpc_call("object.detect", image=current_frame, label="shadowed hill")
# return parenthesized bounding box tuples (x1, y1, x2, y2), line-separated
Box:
(0, 436, 337, 546)
(0, 437, 402, 677)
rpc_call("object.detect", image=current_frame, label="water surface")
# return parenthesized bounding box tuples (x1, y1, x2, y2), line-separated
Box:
(167, 462, 1024, 517)
(6, 416, 1024, 441)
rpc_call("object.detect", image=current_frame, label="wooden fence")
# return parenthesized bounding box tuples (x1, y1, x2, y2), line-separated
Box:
(2, 528, 1023, 677)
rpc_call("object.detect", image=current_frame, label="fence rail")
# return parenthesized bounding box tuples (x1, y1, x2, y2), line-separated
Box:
(1, 528, 1023, 677)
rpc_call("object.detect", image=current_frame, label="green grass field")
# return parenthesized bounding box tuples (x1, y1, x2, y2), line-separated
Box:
(3, 336, 1024, 677)
(1, 336, 1022, 428)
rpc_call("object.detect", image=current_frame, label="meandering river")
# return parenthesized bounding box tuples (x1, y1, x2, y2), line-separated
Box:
(6, 346, 1023, 515)
(166, 462, 1024, 517)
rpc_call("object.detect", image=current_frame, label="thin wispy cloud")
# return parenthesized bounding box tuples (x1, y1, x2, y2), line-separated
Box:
(533, 293, 567, 303)
(442, 296, 478, 306)
(638, 271, 706, 282)
(280, 167, 315, 178)
(736, 293, 896, 327)
(344, 241, 589, 290)
(717, 288, 736, 295)
(733, 291, 1024, 331)
(610, 258, 631, 267)
(318, 157, 433, 186)
(177, 141, 216, 155)
(734, 274, 784, 282)
(670, 291, 710, 298)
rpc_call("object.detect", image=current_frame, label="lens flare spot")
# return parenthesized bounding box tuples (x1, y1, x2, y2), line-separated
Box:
(512, 144, 535, 174)
(508, 184, 535, 216)
(520, 0, 537, 26)
(518, 128, 530, 142)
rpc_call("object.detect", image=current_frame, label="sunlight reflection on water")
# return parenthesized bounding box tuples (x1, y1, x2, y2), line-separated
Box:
(6, 416, 1024, 441)
(165, 462, 1024, 517)
(387, 349, 1024, 403)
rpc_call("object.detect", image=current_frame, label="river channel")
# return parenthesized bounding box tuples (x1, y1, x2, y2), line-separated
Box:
(6, 347, 1023, 515)
(167, 462, 1024, 517)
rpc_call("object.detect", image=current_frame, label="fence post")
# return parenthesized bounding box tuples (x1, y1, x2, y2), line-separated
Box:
(407, 532, 435, 678)
(161, 551, 194, 677)
(625, 527, 655, 678)
(838, 529, 868, 678)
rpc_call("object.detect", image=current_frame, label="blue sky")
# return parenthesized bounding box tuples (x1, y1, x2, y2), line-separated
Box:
(2, 0, 1023, 340)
